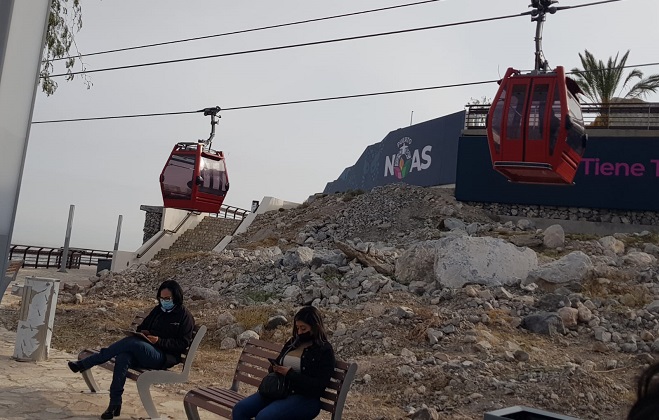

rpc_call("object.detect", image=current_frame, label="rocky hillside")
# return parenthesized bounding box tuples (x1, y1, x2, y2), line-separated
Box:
(52, 184, 659, 419)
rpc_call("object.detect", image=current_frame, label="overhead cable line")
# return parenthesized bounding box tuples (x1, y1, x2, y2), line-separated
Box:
(46, 0, 624, 79)
(32, 58, 659, 125)
(46, 12, 526, 79)
(33, 109, 199, 124)
(32, 79, 498, 124)
(47, 0, 444, 62)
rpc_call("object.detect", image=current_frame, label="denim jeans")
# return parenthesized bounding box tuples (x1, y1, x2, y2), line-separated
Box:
(232, 392, 321, 420)
(79, 336, 165, 405)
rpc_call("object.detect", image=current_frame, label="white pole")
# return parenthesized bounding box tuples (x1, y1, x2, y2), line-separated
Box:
(0, 0, 52, 304)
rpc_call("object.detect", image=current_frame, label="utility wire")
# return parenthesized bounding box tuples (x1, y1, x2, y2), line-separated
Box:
(45, 0, 624, 78)
(47, 0, 444, 62)
(32, 59, 659, 125)
(33, 110, 198, 124)
(45, 12, 525, 79)
(32, 79, 497, 124)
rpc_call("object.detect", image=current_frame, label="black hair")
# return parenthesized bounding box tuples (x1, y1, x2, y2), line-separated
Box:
(628, 363, 659, 420)
(292, 306, 328, 347)
(157, 280, 184, 306)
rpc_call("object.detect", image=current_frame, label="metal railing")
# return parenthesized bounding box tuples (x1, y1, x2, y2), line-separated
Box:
(8, 244, 113, 269)
(208, 204, 250, 220)
(464, 102, 659, 131)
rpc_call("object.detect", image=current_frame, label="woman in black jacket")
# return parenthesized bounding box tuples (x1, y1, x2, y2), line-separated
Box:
(67, 280, 194, 419)
(232, 306, 336, 420)
(628, 362, 659, 419)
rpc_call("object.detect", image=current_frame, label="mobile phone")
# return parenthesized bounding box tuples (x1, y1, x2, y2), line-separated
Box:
(267, 357, 280, 366)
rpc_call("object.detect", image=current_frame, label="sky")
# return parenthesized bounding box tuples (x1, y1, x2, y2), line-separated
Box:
(11, 0, 659, 252)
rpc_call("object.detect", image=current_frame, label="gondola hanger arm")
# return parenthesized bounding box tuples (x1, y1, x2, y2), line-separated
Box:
(197, 106, 221, 149)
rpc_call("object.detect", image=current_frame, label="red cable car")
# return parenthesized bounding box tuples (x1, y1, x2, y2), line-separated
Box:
(159, 107, 229, 213)
(486, 0, 587, 185)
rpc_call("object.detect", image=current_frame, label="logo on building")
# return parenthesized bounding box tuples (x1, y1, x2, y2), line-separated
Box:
(384, 137, 432, 179)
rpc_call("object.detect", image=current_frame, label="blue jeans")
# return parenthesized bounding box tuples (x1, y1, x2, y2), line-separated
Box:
(79, 336, 165, 405)
(232, 392, 321, 420)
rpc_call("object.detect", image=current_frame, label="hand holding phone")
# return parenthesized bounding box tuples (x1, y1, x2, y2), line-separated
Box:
(268, 357, 280, 366)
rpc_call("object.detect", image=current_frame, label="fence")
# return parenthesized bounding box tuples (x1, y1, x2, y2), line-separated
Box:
(208, 204, 250, 220)
(8, 244, 113, 269)
(464, 102, 659, 131)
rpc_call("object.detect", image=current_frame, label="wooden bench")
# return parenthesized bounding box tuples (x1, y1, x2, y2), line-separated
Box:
(77, 313, 207, 420)
(183, 338, 357, 420)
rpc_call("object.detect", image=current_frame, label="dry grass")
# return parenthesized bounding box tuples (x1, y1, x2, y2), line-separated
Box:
(582, 278, 652, 309)
(238, 237, 280, 250)
(618, 232, 659, 248)
(233, 306, 275, 330)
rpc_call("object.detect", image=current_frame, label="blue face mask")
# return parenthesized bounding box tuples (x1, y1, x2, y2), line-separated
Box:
(160, 299, 175, 311)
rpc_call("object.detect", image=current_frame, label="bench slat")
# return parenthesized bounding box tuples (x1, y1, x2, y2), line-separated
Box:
(241, 345, 280, 359)
(184, 337, 357, 420)
(243, 338, 284, 352)
(233, 372, 264, 388)
(239, 353, 272, 370)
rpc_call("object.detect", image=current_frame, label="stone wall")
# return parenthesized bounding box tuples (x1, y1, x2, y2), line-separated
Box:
(468, 202, 659, 226)
(140, 205, 163, 244)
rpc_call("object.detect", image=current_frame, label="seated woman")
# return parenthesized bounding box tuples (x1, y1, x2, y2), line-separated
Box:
(68, 280, 195, 419)
(232, 306, 336, 420)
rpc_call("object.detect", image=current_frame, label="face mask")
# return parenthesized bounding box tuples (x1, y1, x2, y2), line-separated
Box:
(297, 332, 313, 342)
(160, 299, 175, 311)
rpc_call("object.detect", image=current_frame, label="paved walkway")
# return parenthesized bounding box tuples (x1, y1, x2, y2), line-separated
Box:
(0, 325, 197, 420)
(0, 268, 215, 420)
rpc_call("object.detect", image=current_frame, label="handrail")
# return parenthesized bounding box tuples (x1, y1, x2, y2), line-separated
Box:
(464, 102, 659, 131)
(8, 244, 112, 269)
(208, 204, 250, 220)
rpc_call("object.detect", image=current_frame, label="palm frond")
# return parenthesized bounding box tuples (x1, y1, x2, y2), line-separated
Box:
(572, 49, 659, 103)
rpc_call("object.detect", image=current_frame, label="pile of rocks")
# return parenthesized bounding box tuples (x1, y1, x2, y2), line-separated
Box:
(61, 184, 659, 419)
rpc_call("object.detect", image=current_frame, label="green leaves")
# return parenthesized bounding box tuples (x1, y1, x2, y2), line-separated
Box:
(40, 0, 84, 95)
(571, 49, 659, 104)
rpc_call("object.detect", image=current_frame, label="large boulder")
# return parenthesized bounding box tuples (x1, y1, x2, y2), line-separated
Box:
(524, 251, 593, 290)
(623, 251, 656, 267)
(431, 236, 538, 288)
(599, 236, 625, 255)
(395, 241, 439, 285)
(543, 224, 565, 249)
(311, 249, 346, 267)
(282, 247, 314, 267)
(521, 312, 566, 336)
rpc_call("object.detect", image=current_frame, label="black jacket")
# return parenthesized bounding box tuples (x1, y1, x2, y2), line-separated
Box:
(137, 304, 195, 368)
(275, 338, 336, 399)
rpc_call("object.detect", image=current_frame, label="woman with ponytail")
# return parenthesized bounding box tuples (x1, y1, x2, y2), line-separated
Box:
(232, 306, 336, 420)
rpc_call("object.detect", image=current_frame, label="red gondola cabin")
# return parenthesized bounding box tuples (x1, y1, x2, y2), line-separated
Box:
(159, 142, 229, 213)
(486, 66, 587, 184)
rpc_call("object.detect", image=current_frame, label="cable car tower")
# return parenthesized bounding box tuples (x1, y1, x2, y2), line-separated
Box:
(486, 0, 587, 185)
(159, 106, 230, 213)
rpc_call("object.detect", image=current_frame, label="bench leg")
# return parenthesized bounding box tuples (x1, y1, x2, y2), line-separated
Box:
(136, 377, 162, 420)
(81, 369, 102, 393)
(183, 399, 202, 420)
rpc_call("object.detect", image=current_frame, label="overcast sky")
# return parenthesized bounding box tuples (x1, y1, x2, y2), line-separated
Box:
(12, 0, 659, 252)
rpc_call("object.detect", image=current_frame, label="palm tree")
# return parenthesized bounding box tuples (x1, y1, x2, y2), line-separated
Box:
(571, 49, 659, 104)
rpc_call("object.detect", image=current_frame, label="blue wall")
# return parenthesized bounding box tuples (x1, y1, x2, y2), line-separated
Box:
(455, 135, 659, 212)
(324, 111, 464, 193)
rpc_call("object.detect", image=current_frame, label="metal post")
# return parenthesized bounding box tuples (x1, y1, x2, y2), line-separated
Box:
(114, 215, 123, 252)
(58, 205, 75, 273)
